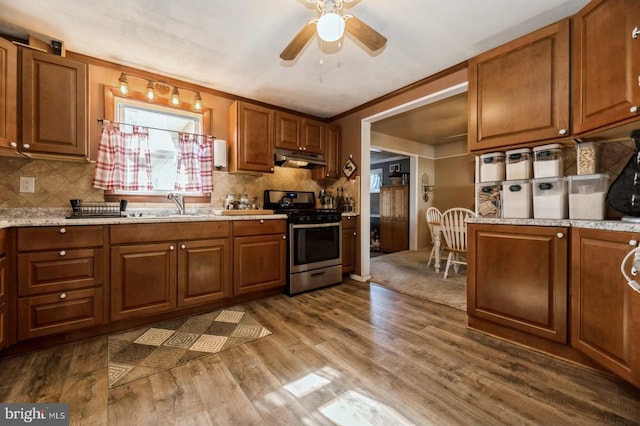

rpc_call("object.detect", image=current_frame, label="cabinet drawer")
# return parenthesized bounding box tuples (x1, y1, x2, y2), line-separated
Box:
(233, 220, 286, 237)
(110, 221, 230, 244)
(18, 249, 104, 296)
(342, 216, 356, 229)
(18, 226, 104, 251)
(18, 287, 104, 340)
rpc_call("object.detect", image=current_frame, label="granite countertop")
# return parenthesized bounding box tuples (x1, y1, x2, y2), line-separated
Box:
(468, 217, 640, 233)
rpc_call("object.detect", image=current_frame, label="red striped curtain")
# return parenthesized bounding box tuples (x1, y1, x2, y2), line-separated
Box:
(175, 133, 213, 193)
(92, 121, 153, 191)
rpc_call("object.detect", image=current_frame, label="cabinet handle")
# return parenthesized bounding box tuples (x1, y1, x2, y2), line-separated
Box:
(22, 143, 30, 149)
(353, 232, 357, 236)
(326, 173, 330, 177)
(631, 106, 639, 114)
(181, 244, 186, 249)
(633, 26, 640, 39)
(10, 141, 17, 148)
(282, 235, 286, 240)
(59, 293, 67, 299)
(558, 128, 567, 135)
(270, 167, 274, 172)
(260, 219, 264, 224)
(59, 228, 66, 234)
(169, 245, 175, 251)
(630, 240, 638, 247)
(59, 250, 66, 256)
(557, 232, 564, 239)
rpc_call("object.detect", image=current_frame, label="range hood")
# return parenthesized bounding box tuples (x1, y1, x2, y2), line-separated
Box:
(274, 148, 326, 168)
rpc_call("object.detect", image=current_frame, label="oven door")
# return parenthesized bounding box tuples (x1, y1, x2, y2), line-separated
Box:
(289, 221, 342, 273)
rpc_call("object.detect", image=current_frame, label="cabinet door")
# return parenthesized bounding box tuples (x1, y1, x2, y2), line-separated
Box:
(21, 49, 88, 158)
(275, 111, 301, 151)
(468, 19, 570, 152)
(111, 243, 177, 321)
(301, 119, 325, 154)
(342, 216, 357, 274)
(233, 234, 286, 295)
(379, 186, 408, 253)
(0, 255, 5, 351)
(0, 37, 18, 155)
(178, 238, 231, 307)
(468, 224, 568, 343)
(229, 101, 274, 173)
(571, 228, 640, 387)
(572, 0, 640, 135)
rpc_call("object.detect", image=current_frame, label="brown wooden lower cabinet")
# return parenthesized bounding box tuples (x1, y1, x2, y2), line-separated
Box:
(342, 216, 357, 274)
(571, 227, 640, 388)
(178, 238, 231, 307)
(17, 287, 104, 340)
(467, 223, 568, 343)
(233, 220, 286, 295)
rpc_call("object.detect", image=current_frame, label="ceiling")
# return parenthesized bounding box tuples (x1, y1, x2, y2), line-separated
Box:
(0, 0, 589, 144)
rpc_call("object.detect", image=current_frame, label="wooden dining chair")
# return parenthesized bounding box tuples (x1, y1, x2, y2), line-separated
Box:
(426, 207, 442, 268)
(440, 207, 475, 279)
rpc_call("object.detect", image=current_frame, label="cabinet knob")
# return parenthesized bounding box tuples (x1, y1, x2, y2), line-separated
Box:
(631, 106, 639, 114)
(59, 293, 67, 299)
(630, 239, 638, 246)
(9, 141, 17, 148)
(282, 235, 286, 240)
(557, 232, 564, 239)
(353, 232, 357, 236)
(181, 244, 186, 249)
(270, 167, 274, 172)
(59, 250, 66, 256)
(326, 173, 330, 177)
(558, 128, 567, 135)
(59, 228, 66, 234)
(169, 245, 175, 251)
(633, 26, 640, 39)
(260, 219, 264, 224)
(22, 143, 30, 149)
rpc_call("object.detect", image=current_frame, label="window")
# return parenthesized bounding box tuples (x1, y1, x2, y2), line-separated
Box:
(98, 87, 212, 201)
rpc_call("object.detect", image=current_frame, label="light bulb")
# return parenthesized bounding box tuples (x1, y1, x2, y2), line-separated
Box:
(171, 87, 180, 106)
(146, 81, 156, 101)
(194, 92, 202, 111)
(316, 12, 345, 42)
(118, 73, 129, 95)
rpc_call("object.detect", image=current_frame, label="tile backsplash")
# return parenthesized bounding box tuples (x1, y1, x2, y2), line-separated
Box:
(0, 156, 326, 211)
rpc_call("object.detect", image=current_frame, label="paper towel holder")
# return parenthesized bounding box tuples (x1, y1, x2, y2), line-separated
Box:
(214, 139, 227, 170)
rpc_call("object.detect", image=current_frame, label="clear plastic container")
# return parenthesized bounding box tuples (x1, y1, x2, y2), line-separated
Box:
(479, 152, 505, 183)
(576, 142, 599, 175)
(533, 143, 564, 178)
(506, 148, 533, 180)
(476, 182, 501, 218)
(533, 176, 568, 219)
(502, 179, 532, 218)
(568, 173, 609, 220)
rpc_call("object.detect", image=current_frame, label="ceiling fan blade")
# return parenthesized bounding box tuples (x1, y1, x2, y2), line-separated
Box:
(345, 15, 387, 52)
(280, 23, 317, 60)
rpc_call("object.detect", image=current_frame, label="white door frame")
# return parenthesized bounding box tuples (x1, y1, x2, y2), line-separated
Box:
(354, 82, 468, 282)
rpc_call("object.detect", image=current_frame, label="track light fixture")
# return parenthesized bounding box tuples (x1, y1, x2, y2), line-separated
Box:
(115, 73, 204, 111)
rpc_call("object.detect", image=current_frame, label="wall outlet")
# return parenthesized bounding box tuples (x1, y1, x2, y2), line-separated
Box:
(19, 176, 35, 193)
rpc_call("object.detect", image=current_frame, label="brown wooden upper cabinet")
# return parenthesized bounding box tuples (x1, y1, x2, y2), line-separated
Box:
(311, 123, 341, 180)
(275, 112, 325, 155)
(228, 100, 275, 174)
(21, 49, 88, 159)
(468, 19, 570, 152)
(0, 38, 18, 157)
(573, 0, 640, 136)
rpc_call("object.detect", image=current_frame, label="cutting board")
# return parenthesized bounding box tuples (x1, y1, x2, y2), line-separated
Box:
(211, 209, 275, 216)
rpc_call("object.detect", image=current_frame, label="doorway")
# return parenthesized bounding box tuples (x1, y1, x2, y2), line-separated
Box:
(358, 82, 468, 281)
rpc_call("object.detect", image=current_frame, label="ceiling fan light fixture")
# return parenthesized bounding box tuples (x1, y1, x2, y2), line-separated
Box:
(316, 12, 345, 42)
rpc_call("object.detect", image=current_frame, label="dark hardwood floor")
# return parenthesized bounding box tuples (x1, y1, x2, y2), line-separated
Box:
(1, 279, 639, 425)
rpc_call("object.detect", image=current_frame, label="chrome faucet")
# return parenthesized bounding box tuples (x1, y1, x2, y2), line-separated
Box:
(167, 192, 185, 215)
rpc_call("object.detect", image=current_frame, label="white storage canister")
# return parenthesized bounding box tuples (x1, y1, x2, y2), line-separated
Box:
(532, 176, 568, 219)
(506, 148, 533, 180)
(479, 152, 505, 183)
(533, 143, 564, 178)
(502, 180, 532, 219)
(476, 182, 501, 218)
(568, 173, 609, 220)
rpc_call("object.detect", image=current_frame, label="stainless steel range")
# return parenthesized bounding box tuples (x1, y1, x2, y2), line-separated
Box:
(264, 190, 343, 296)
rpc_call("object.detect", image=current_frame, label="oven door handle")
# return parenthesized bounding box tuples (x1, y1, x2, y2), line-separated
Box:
(290, 222, 341, 230)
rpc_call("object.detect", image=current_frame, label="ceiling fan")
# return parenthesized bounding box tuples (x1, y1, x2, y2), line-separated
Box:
(280, 0, 387, 61)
